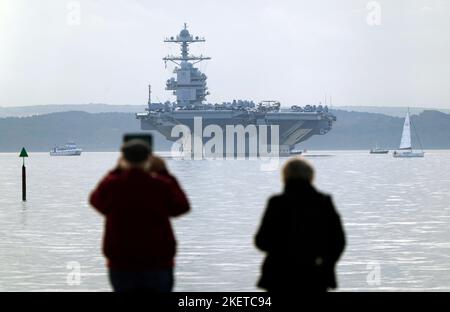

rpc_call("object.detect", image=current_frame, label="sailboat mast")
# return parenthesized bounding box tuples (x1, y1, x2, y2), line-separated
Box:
(410, 110, 425, 152)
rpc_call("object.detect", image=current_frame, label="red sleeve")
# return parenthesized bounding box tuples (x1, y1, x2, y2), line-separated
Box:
(89, 172, 119, 215)
(160, 174, 190, 217)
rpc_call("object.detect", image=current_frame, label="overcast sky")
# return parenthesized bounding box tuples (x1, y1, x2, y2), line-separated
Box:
(0, 0, 449, 108)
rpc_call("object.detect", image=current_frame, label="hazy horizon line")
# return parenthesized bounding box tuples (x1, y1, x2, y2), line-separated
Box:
(2, 103, 450, 111)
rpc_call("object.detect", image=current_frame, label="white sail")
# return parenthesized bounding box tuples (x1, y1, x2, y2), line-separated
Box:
(399, 112, 412, 150)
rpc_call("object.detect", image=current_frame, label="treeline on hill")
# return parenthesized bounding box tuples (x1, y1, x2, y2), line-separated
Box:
(0, 110, 449, 152)
(303, 110, 450, 150)
(0, 111, 171, 152)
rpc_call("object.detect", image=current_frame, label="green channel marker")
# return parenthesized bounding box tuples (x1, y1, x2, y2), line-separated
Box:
(19, 147, 28, 201)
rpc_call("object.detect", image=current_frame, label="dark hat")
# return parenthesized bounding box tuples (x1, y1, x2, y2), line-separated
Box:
(121, 139, 152, 164)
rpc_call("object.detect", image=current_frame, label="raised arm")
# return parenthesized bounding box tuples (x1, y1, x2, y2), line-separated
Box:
(164, 174, 190, 217)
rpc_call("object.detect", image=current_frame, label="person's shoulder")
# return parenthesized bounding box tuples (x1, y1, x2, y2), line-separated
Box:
(269, 193, 283, 200)
(154, 172, 176, 184)
(149, 173, 174, 190)
(318, 191, 333, 202)
(311, 186, 331, 200)
(315, 190, 339, 214)
(267, 193, 284, 206)
(103, 169, 123, 183)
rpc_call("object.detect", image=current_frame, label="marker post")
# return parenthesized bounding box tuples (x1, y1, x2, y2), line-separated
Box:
(19, 147, 28, 202)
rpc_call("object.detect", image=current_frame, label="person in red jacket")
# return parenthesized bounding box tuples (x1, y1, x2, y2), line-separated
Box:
(89, 139, 190, 292)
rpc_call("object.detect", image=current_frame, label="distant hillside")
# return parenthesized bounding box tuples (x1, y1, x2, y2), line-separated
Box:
(0, 110, 449, 152)
(0, 111, 171, 152)
(301, 110, 450, 150)
(337, 106, 450, 117)
(2, 104, 450, 118)
(0, 104, 146, 118)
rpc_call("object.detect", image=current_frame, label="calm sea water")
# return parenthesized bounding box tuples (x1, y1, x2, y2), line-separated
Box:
(0, 151, 449, 291)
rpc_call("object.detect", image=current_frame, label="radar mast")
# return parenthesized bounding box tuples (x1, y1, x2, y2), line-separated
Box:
(163, 24, 211, 108)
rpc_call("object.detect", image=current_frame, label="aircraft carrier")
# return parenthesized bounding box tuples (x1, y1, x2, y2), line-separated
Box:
(136, 24, 336, 156)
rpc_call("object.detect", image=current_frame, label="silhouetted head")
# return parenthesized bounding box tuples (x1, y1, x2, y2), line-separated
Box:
(149, 155, 169, 175)
(282, 157, 314, 185)
(120, 139, 152, 169)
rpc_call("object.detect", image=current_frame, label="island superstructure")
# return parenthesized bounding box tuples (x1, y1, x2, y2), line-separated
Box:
(136, 24, 336, 156)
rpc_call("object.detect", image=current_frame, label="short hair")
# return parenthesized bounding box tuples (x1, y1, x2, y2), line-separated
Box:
(121, 139, 151, 164)
(282, 157, 314, 184)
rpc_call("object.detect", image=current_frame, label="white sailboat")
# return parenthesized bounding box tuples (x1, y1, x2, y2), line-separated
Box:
(393, 110, 424, 158)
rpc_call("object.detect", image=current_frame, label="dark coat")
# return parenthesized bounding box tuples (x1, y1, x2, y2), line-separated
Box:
(90, 168, 190, 270)
(255, 180, 345, 292)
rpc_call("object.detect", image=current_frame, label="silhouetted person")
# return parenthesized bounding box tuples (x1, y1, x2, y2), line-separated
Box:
(255, 157, 345, 292)
(89, 139, 190, 292)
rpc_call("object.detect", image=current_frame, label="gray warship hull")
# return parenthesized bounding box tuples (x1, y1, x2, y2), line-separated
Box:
(137, 109, 335, 155)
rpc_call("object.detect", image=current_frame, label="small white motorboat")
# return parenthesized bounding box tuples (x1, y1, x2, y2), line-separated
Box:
(50, 142, 82, 156)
